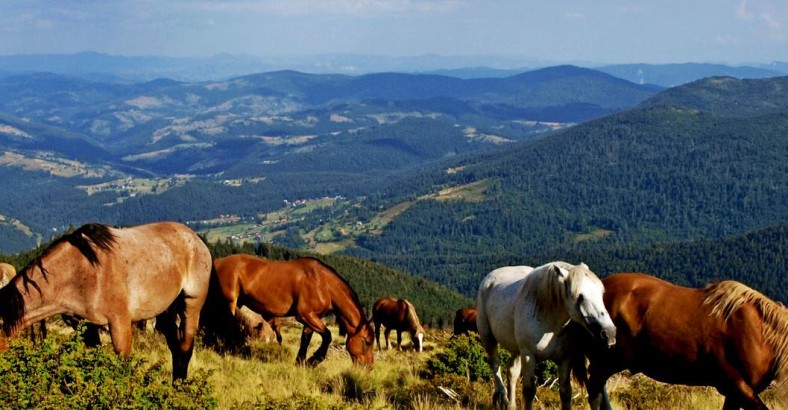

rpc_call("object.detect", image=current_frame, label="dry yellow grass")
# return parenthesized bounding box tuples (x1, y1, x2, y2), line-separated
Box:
(122, 324, 786, 409)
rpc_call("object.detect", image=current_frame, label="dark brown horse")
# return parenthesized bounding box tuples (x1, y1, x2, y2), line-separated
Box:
(209, 254, 374, 366)
(452, 306, 477, 336)
(0, 222, 212, 380)
(585, 273, 788, 410)
(372, 296, 425, 352)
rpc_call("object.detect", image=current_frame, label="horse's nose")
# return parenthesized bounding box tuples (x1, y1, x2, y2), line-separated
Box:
(602, 325, 617, 348)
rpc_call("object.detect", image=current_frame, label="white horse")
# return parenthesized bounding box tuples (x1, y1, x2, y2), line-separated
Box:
(477, 262, 616, 410)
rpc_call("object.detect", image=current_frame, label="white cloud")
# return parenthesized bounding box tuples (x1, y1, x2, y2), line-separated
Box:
(736, 0, 754, 21)
(760, 13, 785, 41)
(565, 12, 585, 21)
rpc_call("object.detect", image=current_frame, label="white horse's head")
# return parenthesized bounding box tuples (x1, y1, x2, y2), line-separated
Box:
(554, 262, 616, 347)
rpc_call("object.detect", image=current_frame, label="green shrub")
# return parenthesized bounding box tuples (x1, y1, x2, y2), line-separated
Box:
(0, 331, 217, 409)
(422, 333, 558, 385)
(422, 333, 507, 381)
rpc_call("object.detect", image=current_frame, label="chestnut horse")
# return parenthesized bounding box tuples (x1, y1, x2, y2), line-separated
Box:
(372, 296, 425, 352)
(209, 254, 374, 366)
(0, 222, 212, 380)
(585, 273, 788, 410)
(453, 306, 478, 335)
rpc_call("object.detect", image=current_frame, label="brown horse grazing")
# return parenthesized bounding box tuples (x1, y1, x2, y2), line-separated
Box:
(235, 306, 281, 344)
(372, 296, 425, 352)
(0, 222, 212, 380)
(209, 254, 374, 366)
(452, 306, 478, 336)
(585, 273, 788, 410)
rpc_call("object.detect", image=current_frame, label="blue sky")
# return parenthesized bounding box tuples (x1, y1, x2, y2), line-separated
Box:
(1, 0, 786, 65)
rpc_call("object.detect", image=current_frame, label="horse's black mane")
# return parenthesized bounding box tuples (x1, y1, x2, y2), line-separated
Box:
(1, 224, 117, 332)
(27, 223, 117, 272)
(0, 284, 25, 335)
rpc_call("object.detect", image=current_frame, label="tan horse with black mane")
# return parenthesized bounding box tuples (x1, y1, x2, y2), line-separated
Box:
(585, 273, 788, 410)
(0, 222, 212, 380)
(372, 296, 425, 352)
(208, 254, 374, 366)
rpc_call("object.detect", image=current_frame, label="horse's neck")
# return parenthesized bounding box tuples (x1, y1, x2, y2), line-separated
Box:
(331, 287, 365, 332)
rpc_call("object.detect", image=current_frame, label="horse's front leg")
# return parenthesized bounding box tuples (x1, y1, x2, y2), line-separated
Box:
(557, 358, 573, 410)
(107, 316, 133, 358)
(300, 312, 331, 367)
(587, 353, 614, 410)
(396, 330, 403, 351)
(520, 354, 537, 410)
(384, 328, 392, 350)
(296, 326, 314, 365)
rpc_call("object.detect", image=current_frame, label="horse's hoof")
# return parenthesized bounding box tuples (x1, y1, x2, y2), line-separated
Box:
(305, 357, 324, 367)
(492, 391, 509, 409)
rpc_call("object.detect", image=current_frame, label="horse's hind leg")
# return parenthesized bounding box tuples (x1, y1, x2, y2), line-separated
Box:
(374, 321, 382, 351)
(507, 354, 521, 410)
(158, 294, 202, 380)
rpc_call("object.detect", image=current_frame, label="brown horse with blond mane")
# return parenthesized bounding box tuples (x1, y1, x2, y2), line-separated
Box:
(372, 296, 425, 352)
(0, 222, 212, 380)
(585, 273, 788, 410)
(452, 306, 477, 336)
(209, 254, 374, 366)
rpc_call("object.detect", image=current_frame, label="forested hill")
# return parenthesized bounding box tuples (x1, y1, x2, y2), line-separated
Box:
(346, 76, 788, 293)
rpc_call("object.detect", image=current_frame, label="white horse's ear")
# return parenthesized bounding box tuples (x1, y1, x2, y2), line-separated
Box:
(579, 262, 590, 269)
(551, 264, 569, 279)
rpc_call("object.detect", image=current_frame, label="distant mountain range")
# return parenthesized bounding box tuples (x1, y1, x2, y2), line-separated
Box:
(1, 52, 785, 86)
(0, 65, 658, 177)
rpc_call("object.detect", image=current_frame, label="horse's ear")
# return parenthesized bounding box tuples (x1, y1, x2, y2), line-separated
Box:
(551, 264, 569, 279)
(579, 262, 590, 269)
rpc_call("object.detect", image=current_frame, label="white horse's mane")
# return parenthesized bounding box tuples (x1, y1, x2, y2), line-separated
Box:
(521, 261, 601, 313)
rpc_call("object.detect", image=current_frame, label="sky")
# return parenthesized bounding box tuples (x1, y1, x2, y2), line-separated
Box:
(1, 0, 787, 65)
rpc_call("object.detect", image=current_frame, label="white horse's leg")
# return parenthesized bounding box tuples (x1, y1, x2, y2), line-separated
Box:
(520, 354, 537, 410)
(558, 358, 573, 410)
(506, 354, 521, 410)
(485, 344, 509, 409)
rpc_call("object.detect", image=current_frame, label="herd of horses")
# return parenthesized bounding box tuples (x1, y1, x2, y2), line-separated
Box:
(0, 221, 786, 409)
